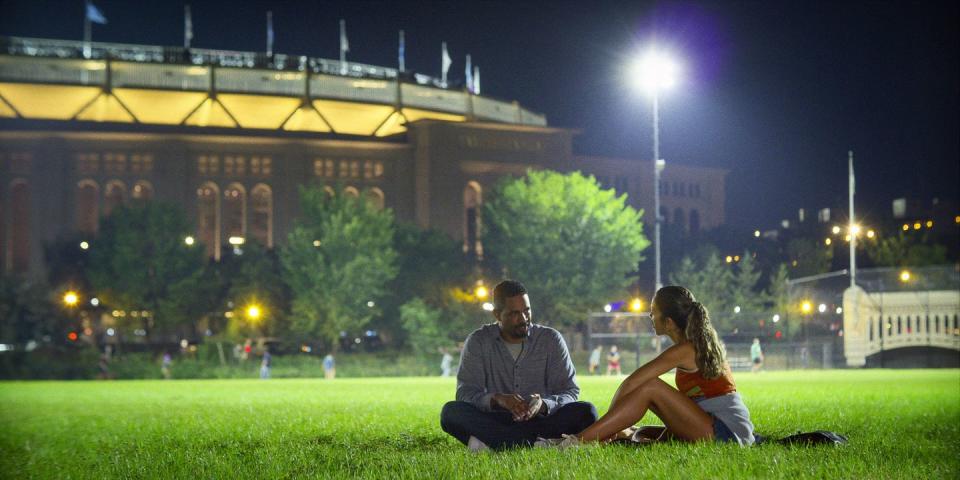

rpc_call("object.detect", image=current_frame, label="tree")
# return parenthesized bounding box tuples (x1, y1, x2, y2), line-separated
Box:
(669, 249, 733, 319)
(669, 248, 770, 334)
(379, 223, 469, 346)
(87, 203, 213, 338)
(281, 185, 398, 349)
(786, 237, 833, 278)
(483, 170, 649, 329)
(218, 242, 290, 338)
(400, 289, 486, 356)
(865, 231, 948, 267)
(0, 276, 59, 344)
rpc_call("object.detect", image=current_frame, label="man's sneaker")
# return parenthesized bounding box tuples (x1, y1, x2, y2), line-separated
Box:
(534, 434, 581, 449)
(533, 436, 565, 448)
(467, 436, 489, 452)
(557, 434, 581, 449)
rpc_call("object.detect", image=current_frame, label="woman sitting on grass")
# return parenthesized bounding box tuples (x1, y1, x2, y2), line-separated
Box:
(543, 286, 755, 447)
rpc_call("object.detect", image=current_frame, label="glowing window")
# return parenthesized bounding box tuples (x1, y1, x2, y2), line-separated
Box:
(250, 184, 272, 247)
(104, 181, 126, 216)
(197, 183, 220, 259)
(223, 183, 246, 241)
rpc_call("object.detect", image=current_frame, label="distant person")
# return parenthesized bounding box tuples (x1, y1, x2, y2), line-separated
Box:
(799, 345, 809, 369)
(323, 353, 336, 379)
(440, 348, 454, 377)
(588, 346, 603, 375)
(538, 286, 755, 448)
(606, 345, 621, 376)
(232, 343, 243, 361)
(260, 348, 272, 379)
(242, 339, 252, 361)
(750, 338, 764, 373)
(97, 352, 111, 380)
(161, 352, 172, 379)
(439, 280, 597, 451)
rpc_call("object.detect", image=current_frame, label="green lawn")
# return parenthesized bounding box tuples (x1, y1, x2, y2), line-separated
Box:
(2, 370, 958, 479)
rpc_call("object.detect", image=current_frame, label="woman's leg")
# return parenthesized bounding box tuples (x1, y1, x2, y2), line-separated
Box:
(578, 378, 714, 443)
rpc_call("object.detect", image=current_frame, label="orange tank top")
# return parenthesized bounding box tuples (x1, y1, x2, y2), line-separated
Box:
(675, 365, 736, 399)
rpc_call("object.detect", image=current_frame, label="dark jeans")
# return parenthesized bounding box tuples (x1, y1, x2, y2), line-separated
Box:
(440, 400, 598, 450)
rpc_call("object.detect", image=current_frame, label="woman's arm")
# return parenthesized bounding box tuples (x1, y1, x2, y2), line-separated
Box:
(607, 343, 693, 410)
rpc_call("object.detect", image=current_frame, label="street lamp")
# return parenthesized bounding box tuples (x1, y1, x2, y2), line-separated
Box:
(630, 49, 680, 292)
(63, 291, 79, 307)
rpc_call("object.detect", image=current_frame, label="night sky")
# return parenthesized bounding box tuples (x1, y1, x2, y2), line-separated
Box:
(2, 0, 957, 230)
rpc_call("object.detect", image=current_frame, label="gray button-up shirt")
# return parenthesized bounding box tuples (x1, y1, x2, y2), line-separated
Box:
(455, 323, 580, 415)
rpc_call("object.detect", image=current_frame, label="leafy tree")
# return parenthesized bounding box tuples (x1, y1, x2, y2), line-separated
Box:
(483, 170, 649, 329)
(767, 263, 791, 314)
(400, 289, 486, 356)
(730, 252, 766, 313)
(87, 203, 213, 338)
(670, 248, 771, 334)
(380, 223, 469, 346)
(865, 231, 948, 267)
(786, 237, 833, 278)
(281, 185, 398, 350)
(669, 250, 733, 318)
(0, 276, 59, 344)
(219, 242, 289, 338)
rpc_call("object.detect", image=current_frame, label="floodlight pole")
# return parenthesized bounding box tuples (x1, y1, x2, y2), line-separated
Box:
(848, 151, 856, 288)
(653, 92, 662, 293)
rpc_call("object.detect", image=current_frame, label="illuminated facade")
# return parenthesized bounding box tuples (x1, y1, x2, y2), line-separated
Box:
(0, 37, 725, 277)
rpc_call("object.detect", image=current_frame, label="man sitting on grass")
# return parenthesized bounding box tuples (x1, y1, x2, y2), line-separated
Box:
(440, 280, 598, 451)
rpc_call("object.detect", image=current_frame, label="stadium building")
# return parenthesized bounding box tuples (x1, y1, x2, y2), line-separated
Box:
(0, 36, 726, 278)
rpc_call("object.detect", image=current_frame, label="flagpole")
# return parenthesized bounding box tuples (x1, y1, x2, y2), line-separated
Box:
(398, 30, 405, 73)
(184, 5, 192, 49)
(849, 150, 856, 288)
(339, 19, 347, 75)
(83, 4, 91, 58)
(266, 11, 273, 57)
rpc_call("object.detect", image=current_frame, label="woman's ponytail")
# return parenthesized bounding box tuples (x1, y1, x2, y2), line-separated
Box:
(685, 301, 727, 379)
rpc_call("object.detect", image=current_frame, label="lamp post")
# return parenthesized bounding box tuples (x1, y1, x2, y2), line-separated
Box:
(631, 49, 679, 292)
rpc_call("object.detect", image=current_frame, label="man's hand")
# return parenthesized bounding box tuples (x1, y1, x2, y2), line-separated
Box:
(492, 393, 528, 419)
(514, 394, 545, 422)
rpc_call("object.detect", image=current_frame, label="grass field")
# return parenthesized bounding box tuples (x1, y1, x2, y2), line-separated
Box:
(2, 370, 958, 479)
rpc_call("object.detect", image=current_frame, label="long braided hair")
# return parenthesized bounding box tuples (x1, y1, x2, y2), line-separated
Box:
(654, 286, 727, 379)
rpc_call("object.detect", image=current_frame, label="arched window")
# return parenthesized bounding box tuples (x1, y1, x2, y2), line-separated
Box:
(365, 187, 385, 211)
(10, 180, 30, 273)
(689, 209, 700, 233)
(76, 180, 99, 234)
(674, 208, 686, 232)
(131, 181, 154, 203)
(223, 183, 246, 244)
(250, 184, 272, 247)
(323, 185, 335, 198)
(104, 180, 126, 216)
(464, 181, 482, 258)
(343, 186, 359, 198)
(197, 183, 220, 259)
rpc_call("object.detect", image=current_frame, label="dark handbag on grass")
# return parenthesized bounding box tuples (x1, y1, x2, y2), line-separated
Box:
(774, 430, 848, 446)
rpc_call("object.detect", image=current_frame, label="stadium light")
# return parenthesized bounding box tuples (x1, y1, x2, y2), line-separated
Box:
(630, 298, 643, 312)
(474, 284, 489, 300)
(801, 301, 813, 314)
(184, 236, 195, 246)
(628, 47, 682, 292)
(246, 304, 262, 321)
(899, 270, 911, 283)
(63, 291, 79, 307)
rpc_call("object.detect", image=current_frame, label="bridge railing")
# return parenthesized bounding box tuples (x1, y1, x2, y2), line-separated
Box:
(842, 265, 960, 367)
